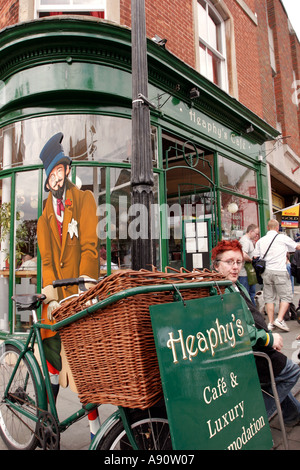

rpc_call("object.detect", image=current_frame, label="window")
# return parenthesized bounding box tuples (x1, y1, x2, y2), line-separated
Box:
(218, 155, 257, 198)
(197, 0, 228, 90)
(220, 193, 259, 240)
(268, 26, 276, 76)
(36, 0, 106, 18)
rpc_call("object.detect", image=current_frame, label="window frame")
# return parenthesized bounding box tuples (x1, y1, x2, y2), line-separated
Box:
(196, 0, 228, 91)
(35, 0, 106, 16)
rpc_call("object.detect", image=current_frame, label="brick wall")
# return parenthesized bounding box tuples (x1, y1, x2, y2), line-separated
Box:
(268, 0, 300, 155)
(224, 0, 264, 118)
(255, 0, 277, 127)
(290, 32, 300, 147)
(121, 0, 272, 120)
(0, 0, 19, 30)
(120, 0, 195, 69)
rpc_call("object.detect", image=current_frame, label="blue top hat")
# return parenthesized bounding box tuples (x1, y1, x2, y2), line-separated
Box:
(39, 132, 72, 191)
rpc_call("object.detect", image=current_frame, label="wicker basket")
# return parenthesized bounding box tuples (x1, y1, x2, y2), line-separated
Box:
(52, 268, 226, 408)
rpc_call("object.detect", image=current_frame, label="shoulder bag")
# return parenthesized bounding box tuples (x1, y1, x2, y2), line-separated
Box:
(252, 233, 279, 278)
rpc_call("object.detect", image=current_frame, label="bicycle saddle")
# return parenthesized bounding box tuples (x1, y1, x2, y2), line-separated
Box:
(12, 293, 46, 311)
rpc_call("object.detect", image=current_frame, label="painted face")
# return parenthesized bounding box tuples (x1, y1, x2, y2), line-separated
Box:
(214, 250, 243, 283)
(47, 164, 69, 199)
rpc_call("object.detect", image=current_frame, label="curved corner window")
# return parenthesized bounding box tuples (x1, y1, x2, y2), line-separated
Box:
(0, 115, 132, 169)
(0, 115, 158, 170)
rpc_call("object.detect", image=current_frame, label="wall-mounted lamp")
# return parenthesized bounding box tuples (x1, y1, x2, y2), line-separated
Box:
(246, 124, 254, 134)
(152, 35, 167, 47)
(190, 87, 200, 100)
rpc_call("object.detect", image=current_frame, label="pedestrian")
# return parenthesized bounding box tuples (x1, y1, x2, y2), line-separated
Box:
(238, 224, 260, 304)
(253, 219, 300, 332)
(212, 239, 300, 424)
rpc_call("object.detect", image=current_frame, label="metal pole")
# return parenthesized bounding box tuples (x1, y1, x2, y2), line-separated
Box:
(131, 0, 155, 270)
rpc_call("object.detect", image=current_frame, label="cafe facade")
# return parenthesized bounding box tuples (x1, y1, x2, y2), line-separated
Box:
(0, 16, 278, 337)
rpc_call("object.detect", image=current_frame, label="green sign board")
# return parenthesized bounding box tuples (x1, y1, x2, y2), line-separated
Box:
(150, 292, 273, 450)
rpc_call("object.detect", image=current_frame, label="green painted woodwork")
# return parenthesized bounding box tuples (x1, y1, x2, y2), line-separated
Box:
(0, 17, 277, 337)
(0, 17, 278, 147)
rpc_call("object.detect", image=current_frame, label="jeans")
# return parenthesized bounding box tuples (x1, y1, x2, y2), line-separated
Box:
(238, 275, 256, 304)
(262, 358, 300, 424)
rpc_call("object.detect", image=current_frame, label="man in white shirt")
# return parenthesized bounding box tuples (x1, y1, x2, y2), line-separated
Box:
(238, 224, 260, 304)
(253, 219, 300, 332)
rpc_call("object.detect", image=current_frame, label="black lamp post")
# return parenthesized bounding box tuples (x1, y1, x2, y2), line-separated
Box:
(131, 0, 155, 270)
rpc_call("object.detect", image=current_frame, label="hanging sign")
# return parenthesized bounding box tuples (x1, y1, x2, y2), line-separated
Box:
(282, 205, 299, 228)
(150, 292, 273, 450)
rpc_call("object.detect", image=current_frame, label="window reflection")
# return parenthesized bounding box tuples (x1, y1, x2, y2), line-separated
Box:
(0, 177, 11, 331)
(0, 115, 133, 170)
(220, 192, 259, 240)
(218, 155, 257, 198)
(14, 171, 39, 333)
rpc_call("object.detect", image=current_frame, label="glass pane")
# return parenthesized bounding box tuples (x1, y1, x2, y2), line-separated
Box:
(40, 0, 103, 4)
(208, 49, 220, 85)
(95, 168, 160, 273)
(199, 43, 207, 77)
(40, 0, 70, 4)
(206, 48, 214, 82)
(73, 0, 102, 4)
(198, 0, 208, 42)
(0, 177, 11, 332)
(207, 7, 218, 50)
(0, 115, 133, 169)
(110, 167, 132, 272)
(218, 155, 257, 198)
(14, 171, 39, 333)
(76, 166, 106, 275)
(220, 192, 259, 240)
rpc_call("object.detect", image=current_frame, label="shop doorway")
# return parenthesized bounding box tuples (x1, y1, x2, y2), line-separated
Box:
(163, 132, 217, 271)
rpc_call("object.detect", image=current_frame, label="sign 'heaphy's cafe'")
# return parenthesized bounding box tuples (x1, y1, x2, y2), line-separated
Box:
(150, 292, 273, 450)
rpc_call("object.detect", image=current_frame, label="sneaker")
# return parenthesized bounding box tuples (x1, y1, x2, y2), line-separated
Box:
(267, 322, 274, 331)
(274, 318, 290, 332)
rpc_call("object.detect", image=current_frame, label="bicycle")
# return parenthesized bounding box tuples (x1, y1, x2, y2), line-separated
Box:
(0, 277, 172, 450)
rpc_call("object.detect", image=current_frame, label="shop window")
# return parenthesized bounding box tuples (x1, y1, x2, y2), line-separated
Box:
(95, 167, 160, 274)
(13, 171, 39, 333)
(220, 192, 259, 240)
(36, 0, 106, 18)
(0, 177, 11, 332)
(0, 115, 133, 169)
(218, 155, 257, 198)
(197, 0, 228, 91)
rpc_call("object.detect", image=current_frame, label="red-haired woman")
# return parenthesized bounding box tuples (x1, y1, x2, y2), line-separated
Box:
(211, 239, 300, 425)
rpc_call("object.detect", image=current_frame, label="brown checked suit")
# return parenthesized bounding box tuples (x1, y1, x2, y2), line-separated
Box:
(37, 178, 99, 389)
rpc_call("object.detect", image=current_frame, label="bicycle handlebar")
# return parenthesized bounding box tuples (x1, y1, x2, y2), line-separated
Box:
(53, 277, 98, 289)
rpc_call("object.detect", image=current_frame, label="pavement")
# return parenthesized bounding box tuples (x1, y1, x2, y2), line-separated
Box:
(2, 287, 300, 451)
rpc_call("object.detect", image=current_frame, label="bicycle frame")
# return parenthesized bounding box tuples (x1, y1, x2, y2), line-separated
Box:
(3, 279, 231, 450)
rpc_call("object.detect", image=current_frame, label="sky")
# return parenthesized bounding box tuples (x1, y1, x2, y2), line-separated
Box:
(281, 0, 300, 40)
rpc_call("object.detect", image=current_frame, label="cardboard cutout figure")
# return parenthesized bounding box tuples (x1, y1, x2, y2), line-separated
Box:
(37, 132, 100, 436)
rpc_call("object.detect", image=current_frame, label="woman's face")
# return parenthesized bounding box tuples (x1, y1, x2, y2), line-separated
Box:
(214, 249, 243, 283)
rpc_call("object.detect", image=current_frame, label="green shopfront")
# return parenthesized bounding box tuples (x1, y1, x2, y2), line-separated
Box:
(0, 17, 277, 337)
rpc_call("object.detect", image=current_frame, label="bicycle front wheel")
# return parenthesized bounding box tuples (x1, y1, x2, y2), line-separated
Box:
(0, 344, 40, 450)
(97, 409, 172, 450)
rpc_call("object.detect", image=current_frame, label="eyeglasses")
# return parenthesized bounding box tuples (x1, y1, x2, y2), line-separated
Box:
(217, 259, 243, 267)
